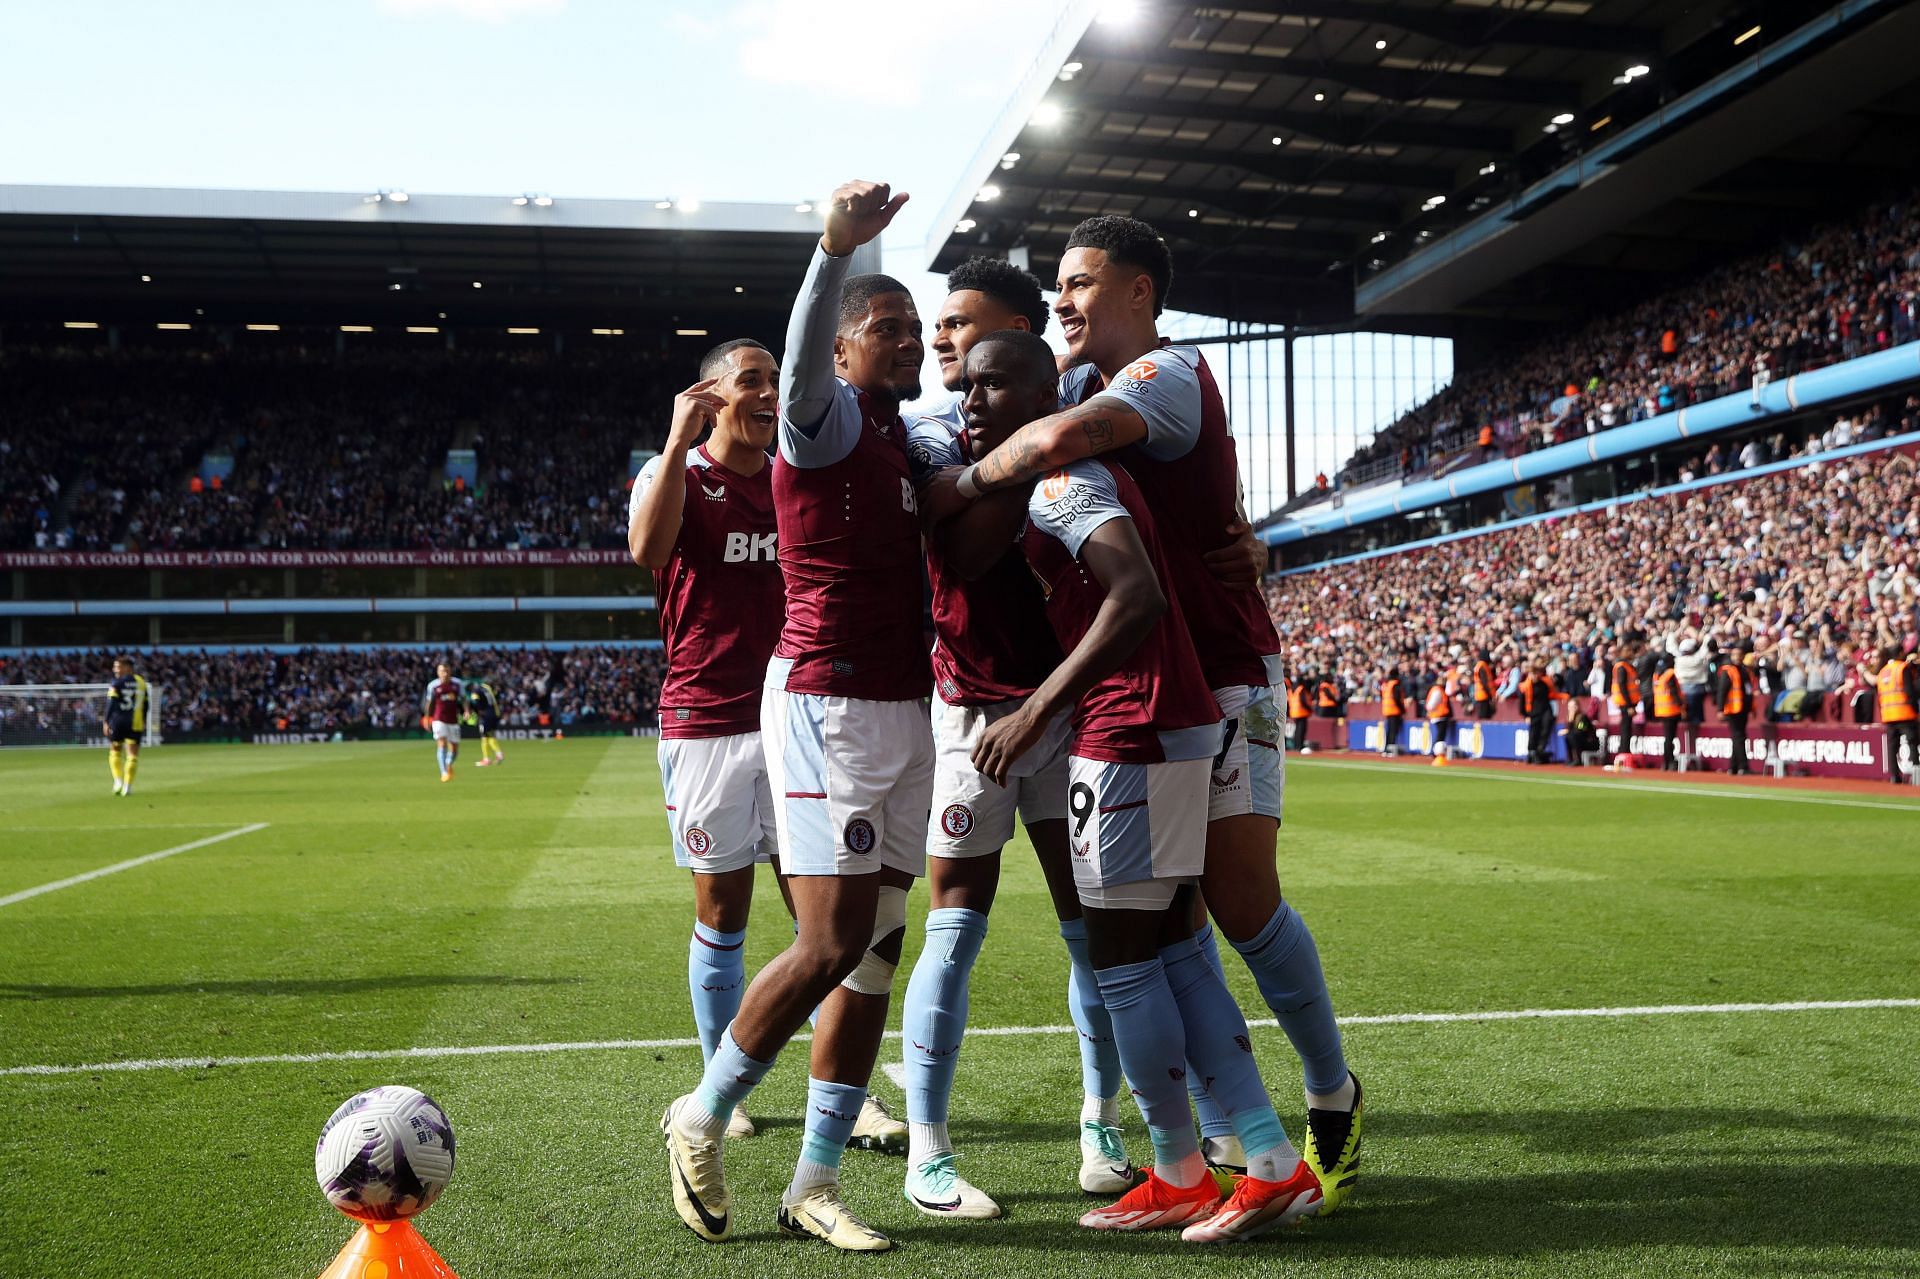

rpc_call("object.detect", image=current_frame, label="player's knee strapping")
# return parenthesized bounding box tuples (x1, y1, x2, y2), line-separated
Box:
(841, 884, 907, 995)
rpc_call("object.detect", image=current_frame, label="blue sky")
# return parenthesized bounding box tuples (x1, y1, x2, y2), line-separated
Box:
(0, 0, 1447, 511)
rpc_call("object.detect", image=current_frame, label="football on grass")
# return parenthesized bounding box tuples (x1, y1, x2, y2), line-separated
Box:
(315, 1085, 456, 1220)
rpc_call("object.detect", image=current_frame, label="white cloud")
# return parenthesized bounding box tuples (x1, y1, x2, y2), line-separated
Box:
(725, 0, 1027, 104)
(376, 0, 565, 23)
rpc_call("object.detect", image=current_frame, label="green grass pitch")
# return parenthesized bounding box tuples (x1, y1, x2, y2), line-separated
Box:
(3, 738, 1918, 1278)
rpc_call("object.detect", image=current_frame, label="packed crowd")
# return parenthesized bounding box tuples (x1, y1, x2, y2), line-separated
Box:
(1270, 435, 1920, 723)
(1341, 185, 1920, 482)
(0, 645, 666, 739)
(0, 345, 673, 552)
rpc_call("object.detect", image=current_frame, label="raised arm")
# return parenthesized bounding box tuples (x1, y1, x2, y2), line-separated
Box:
(629, 380, 724, 569)
(782, 180, 909, 434)
(970, 399, 1147, 494)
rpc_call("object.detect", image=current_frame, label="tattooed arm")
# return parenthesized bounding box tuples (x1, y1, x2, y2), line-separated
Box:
(965, 398, 1148, 494)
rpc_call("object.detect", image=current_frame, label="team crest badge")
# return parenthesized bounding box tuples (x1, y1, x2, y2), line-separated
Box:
(684, 826, 712, 857)
(844, 817, 876, 854)
(940, 804, 974, 839)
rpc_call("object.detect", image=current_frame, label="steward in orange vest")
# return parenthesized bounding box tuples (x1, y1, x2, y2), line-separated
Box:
(1608, 634, 1646, 764)
(1519, 663, 1564, 764)
(1287, 674, 1314, 753)
(1426, 678, 1455, 759)
(1877, 646, 1919, 783)
(1714, 647, 1757, 774)
(1652, 658, 1684, 771)
(1470, 654, 1497, 719)
(1380, 669, 1408, 755)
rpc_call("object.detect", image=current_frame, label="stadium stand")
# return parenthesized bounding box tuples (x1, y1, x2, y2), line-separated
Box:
(0, 644, 665, 741)
(1268, 420, 1920, 726)
(1338, 185, 1920, 487)
(1, 344, 673, 553)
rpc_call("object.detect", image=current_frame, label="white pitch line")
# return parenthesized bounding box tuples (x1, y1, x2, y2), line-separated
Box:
(3, 997, 1913, 1079)
(1295, 757, 1920, 813)
(0, 822, 270, 909)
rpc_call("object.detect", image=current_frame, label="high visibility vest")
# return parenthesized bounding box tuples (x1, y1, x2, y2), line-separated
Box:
(1653, 670, 1683, 719)
(1477, 425, 1494, 448)
(1610, 661, 1641, 709)
(1880, 659, 1917, 723)
(1382, 679, 1406, 717)
(1521, 676, 1553, 716)
(1426, 684, 1452, 719)
(1472, 661, 1494, 702)
(1288, 685, 1311, 719)
(1717, 663, 1748, 715)
(1317, 683, 1339, 710)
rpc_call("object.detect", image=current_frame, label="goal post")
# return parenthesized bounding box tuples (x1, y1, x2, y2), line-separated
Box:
(0, 684, 163, 749)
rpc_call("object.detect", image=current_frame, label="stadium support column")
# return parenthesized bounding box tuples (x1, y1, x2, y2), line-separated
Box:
(1283, 327, 1297, 501)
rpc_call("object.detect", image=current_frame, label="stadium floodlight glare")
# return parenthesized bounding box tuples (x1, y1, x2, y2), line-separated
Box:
(340, 325, 374, 333)
(1270, 135, 1284, 145)
(245, 324, 281, 332)
(1734, 24, 1760, 45)
(1030, 101, 1064, 127)
(1313, 91, 1326, 102)
(388, 190, 409, 203)
(1625, 64, 1650, 78)
(1590, 115, 1612, 132)
(977, 184, 1001, 201)
(1551, 112, 1575, 125)
(406, 326, 440, 334)
(794, 202, 814, 213)
(676, 197, 701, 212)
(1370, 230, 1389, 244)
(676, 328, 709, 337)
(1375, 38, 1388, 50)
(733, 285, 745, 293)
(532, 195, 553, 207)
(507, 327, 540, 335)
(140, 274, 152, 282)
(1000, 151, 1021, 169)
(1058, 61, 1082, 81)
(1187, 208, 1199, 218)
(1096, 0, 1139, 25)
(512, 195, 529, 206)
(155, 322, 191, 330)
(1479, 161, 1498, 175)
(955, 218, 977, 233)
(472, 281, 483, 289)
(591, 328, 625, 336)
(1422, 195, 1446, 211)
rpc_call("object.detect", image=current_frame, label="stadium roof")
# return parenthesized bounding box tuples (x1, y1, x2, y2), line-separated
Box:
(0, 185, 827, 332)
(926, 0, 1920, 330)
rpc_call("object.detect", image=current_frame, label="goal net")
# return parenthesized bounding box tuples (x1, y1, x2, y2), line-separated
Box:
(0, 684, 163, 749)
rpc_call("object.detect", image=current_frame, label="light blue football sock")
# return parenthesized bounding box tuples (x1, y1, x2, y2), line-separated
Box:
(1231, 902, 1350, 1095)
(1184, 924, 1236, 1141)
(688, 922, 748, 1064)
(902, 907, 988, 1125)
(1059, 917, 1122, 1102)
(787, 1077, 866, 1200)
(1095, 957, 1202, 1186)
(691, 1027, 775, 1129)
(1162, 929, 1297, 1180)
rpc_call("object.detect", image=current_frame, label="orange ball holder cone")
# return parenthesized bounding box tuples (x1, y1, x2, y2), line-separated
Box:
(318, 1219, 459, 1279)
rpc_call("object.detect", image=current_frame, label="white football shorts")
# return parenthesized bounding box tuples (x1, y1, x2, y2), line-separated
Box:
(658, 731, 777, 874)
(1065, 753, 1211, 910)
(430, 720, 462, 744)
(927, 696, 1072, 858)
(1208, 682, 1285, 823)
(763, 657, 934, 878)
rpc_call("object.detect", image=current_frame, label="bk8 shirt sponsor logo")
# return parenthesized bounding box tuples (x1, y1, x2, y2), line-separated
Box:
(722, 531, 777, 563)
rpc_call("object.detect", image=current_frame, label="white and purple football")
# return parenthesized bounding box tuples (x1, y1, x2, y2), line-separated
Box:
(314, 1085, 456, 1221)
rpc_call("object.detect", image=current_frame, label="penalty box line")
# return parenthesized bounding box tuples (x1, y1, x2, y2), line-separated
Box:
(0, 823, 270, 909)
(3, 996, 1915, 1079)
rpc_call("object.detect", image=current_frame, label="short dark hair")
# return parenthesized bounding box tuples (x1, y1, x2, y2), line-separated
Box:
(946, 257, 1049, 335)
(970, 329, 1057, 391)
(699, 338, 769, 381)
(1065, 215, 1173, 316)
(839, 273, 914, 332)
